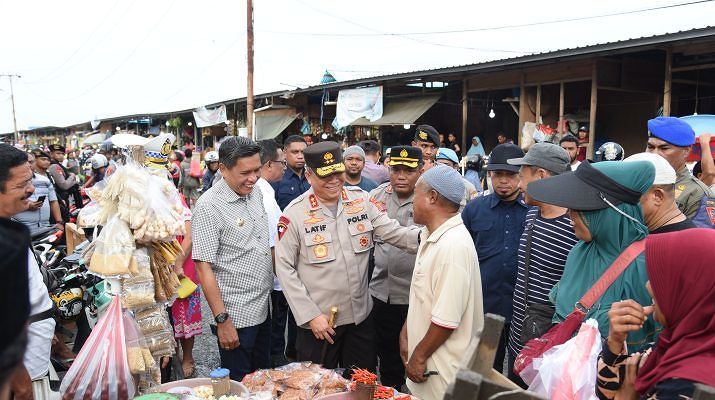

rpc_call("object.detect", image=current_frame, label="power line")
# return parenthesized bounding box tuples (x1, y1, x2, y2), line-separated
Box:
(37, 0, 178, 102)
(282, 0, 531, 53)
(265, 0, 714, 37)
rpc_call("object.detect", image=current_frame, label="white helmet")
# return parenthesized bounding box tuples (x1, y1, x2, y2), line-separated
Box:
(205, 151, 219, 163)
(90, 154, 109, 170)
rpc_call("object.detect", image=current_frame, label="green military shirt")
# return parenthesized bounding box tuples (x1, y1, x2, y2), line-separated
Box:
(674, 166, 713, 219)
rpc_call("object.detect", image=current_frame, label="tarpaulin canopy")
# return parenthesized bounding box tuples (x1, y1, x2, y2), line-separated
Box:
(254, 106, 298, 140)
(349, 95, 440, 126)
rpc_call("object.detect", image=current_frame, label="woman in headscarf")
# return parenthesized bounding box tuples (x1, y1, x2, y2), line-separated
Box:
(466, 136, 486, 157)
(526, 161, 658, 346)
(595, 228, 715, 399)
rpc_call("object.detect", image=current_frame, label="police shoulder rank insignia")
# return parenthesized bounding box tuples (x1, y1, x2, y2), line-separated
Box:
(308, 194, 320, 209)
(370, 197, 386, 212)
(277, 216, 290, 240)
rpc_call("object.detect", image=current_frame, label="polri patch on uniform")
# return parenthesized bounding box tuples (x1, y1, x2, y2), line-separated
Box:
(370, 197, 386, 212)
(277, 216, 290, 240)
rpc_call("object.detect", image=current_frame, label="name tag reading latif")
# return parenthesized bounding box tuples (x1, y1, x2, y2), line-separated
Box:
(237, 218, 245, 227)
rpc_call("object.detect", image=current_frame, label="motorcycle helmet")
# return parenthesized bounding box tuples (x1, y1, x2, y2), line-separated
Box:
(594, 142, 625, 162)
(90, 153, 109, 170)
(51, 287, 85, 321)
(205, 151, 219, 163)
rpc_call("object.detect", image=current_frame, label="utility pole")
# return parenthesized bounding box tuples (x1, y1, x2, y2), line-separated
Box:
(246, 0, 254, 139)
(1, 74, 21, 145)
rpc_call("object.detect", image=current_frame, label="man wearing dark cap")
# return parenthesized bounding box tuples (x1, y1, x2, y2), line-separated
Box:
(412, 125, 440, 165)
(461, 143, 529, 372)
(645, 116, 712, 218)
(368, 146, 423, 389)
(0, 144, 54, 399)
(275, 141, 420, 373)
(48, 144, 82, 220)
(14, 149, 64, 234)
(504, 143, 578, 387)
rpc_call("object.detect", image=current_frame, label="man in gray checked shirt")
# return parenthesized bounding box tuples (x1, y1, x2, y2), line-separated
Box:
(192, 136, 273, 381)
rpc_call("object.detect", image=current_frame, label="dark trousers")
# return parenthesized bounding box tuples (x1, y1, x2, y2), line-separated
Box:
(372, 297, 408, 389)
(493, 322, 510, 373)
(296, 312, 376, 376)
(271, 290, 290, 356)
(286, 310, 297, 358)
(213, 316, 271, 381)
(507, 350, 528, 389)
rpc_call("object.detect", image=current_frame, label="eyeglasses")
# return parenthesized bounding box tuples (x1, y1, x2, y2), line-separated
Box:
(270, 159, 287, 168)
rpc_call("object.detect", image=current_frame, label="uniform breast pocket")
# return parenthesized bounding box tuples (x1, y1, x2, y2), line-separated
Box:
(304, 232, 337, 264)
(471, 220, 499, 258)
(348, 220, 374, 253)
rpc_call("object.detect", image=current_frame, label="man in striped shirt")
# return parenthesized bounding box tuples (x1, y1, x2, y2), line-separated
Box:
(505, 143, 578, 387)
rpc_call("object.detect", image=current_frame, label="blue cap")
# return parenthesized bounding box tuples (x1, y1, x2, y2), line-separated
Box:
(210, 368, 230, 379)
(647, 116, 695, 147)
(436, 148, 459, 164)
(421, 164, 465, 206)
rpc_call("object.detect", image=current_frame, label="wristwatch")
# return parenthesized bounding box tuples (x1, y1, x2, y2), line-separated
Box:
(214, 312, 230, 324)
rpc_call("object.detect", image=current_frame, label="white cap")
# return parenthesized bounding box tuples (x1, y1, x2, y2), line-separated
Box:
(624, 152, 676, 185)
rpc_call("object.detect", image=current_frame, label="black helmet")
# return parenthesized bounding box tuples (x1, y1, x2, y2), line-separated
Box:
(594, 142, 624, 162)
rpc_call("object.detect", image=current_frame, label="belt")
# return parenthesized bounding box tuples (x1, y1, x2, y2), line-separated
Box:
(28, 308, 55, 324)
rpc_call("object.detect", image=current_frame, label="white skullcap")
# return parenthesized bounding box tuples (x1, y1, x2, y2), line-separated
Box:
(624, 152, 676, 185)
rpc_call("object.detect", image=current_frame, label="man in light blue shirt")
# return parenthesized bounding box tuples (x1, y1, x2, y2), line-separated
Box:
(14, 150, 63, 235)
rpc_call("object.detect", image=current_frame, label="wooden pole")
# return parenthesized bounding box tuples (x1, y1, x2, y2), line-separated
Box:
(535, 84, 542, 125)
(588, 62, 598, 159)
(462, 79, 468, 157)
(663, 48, 672, 117)
(558, 82, 565, 134)
(518, 74, 526, 147)
(246, 0, 255, 139)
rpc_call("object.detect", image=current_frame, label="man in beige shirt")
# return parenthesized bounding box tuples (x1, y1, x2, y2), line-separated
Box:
(369, 145, 423, 389)
(276, 141, 419, 373)
(400, 164, 484, 400)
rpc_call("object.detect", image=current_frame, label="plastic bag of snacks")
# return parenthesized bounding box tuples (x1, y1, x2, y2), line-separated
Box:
(89, 215, 135, 277)
(120, 277, 155, 310)
(123, 310, 154, 375)
(60, 296, 135, 400)
(132, 174, 186, 243)
(134, 305, 173, 336)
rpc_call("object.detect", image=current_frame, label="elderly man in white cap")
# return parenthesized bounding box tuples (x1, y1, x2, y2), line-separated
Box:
(343, 145, 378, 192)
(625, 152, 695, 234)
(400, 164, 483, 400)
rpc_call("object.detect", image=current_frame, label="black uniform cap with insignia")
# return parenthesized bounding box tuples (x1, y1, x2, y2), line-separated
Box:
(48, 144, 66, 153)
(388, 146, 422, 169)
(414, 125, 440, 146)
(304, 141, 346, 178)
(30, 148, 51, 159)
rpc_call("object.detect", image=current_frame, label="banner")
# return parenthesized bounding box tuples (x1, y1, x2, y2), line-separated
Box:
(335, 86, 383, 128)
(193, 105, 227, 128)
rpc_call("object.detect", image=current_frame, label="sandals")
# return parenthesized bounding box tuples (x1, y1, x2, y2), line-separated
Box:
(182, 361, 195, 378)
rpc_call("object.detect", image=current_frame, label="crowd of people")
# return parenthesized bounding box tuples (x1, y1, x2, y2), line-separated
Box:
(1, 114, 714, 400)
